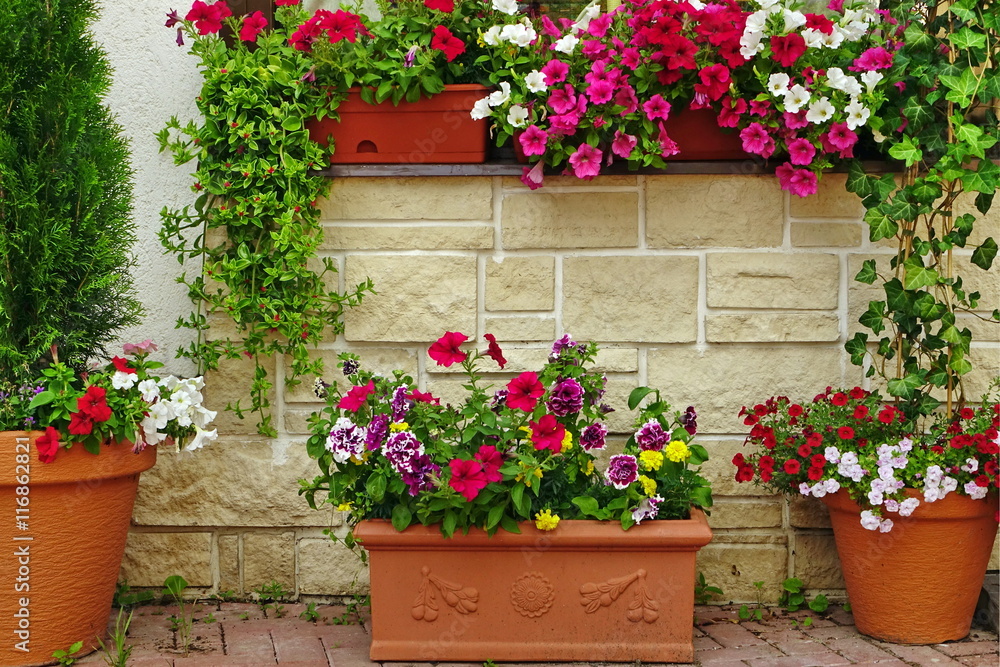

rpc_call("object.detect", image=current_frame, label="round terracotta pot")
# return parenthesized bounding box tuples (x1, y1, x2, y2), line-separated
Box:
(0, 431, 156, 666)
(822, 489, 999, 644)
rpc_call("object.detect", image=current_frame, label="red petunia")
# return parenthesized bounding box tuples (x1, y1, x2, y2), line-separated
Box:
(68, 412, 94, 435)
(275, 0, 299, 5)
(787, 404, 803, 417)
(78, 386, 112, 422)
(239, 10, 268, 41)
(830, 392, 848, 407)
(474, 445, 504, 483)
(849, 387, 867, 399)
(185, 0, 232, 35)
(529, 414, 566, 453)
(428, 331, 468, 367)
(35, 427, 61, 464)
(424, 0, 454, 11)
(338, 380, 375, 412)
(783, 459, 801, 475)
(960, 407, 976, 420)
(807, 466, 824, 481)
(837, 426, 855, 440)
(430, 25, 465, 62)
(318, 9, 369, 44)
(811, 454, 827, 468)
(877, 406, 898, 424)
(483, 333, 507, 370)
(732, 453, 746, 467)
(804, 13, 835, 35)
(506, 372, 544, 412)
(797, 443, 812, 458)
(407, 389, 440, 405)
(448, 458, 488, 501)
(112, 356, 136, 374)
(735, 464, 755, 482)
(853, 405, 869, 420)
(975, 475, 991, 488)
(770, 33, 807, 68)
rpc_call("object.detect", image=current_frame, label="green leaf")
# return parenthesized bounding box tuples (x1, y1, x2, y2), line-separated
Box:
(950, 27, 987, 50)
(628, 386, 655, 410)
(391, 504, 412, 531)
(164, 575, 189, 599)
(572, 496, 600, 517)
(366, 473, 387, 503)
(845, 333, 868, 366)
(27, 390, 55, 408)
(280, 116, 302, 131)
(940, 68, 978, 106)
(865, 209, 898, 242)
(939, 325, 963, 344)
(859, 301, 886, 335)
(499, 514, 522, 534)
(888, 136, 922, 166)
(442, 510, 458, 537)
(854, 259, 878, 284)
(887, 374, 922, 399)
(688, 444, 709, 466)
(486, 503, 505, 530)
(690, 485, 713, 509)
(903, 259, 939, 290)
(949, 351, 973, 375)
(511, 483, 531, 518)
(972, 238, 998, 270)
(783, 578, 803, 592)
(975, 192, 994, 216)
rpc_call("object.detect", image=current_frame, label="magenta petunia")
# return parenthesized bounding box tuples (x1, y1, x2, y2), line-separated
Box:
(520, 162, 544, 190)
(338, 380, 376, 412)
(787, 138, 816, 166)
(540, 59, 570, 85)
(239, 10, 268, 41)
(605, 454, 639, 489)
(642, 94, 671, 121)
(529, 414, 566, 453)
(507, 372, 544, 412)
(611, 130, 637, 159)
(519, 125, 549, 157)
(448, 459, 488, 501)
(428, 331, 468, 367)
(568, 144, 602, 180)
(474, 445, 504, 483)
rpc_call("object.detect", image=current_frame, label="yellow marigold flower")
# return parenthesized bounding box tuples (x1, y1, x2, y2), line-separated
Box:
(585, 461, 595, 476)
(534, 509, 560, 531)
(639, 450, 664, 471)
(390, 421, 409, 432)
(638, 475, 657, 497)
(665, 440, 691, 462)
(519, 425, 531, 437)
(336, 502, 353, 512)
(562, 431, 574, 451)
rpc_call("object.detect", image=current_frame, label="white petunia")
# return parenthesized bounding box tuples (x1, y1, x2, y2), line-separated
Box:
(138, 379, 160, 403)
(482, 25, 502, 46)
(802, 28, 825, 49)
(112, 371, 137, 390)
(506, 105, 528, 128)
(767, 72, 791, 96)
(758, 0, 781, 10)
(820, 30, 845, 49)
(783, 84, 811, 113)
(470, 97, 493, 120)
(500, 22, 535, 48)
(805, 96, 835, 124)
(860, 70, 884, 92)
(744, 10, 769, 33)
(524, 70, 547, 94)
(185, 426, 218, 451)
(783, 9, 807, 30)
(488, 81, 511, 107)
(491, 0, 518, 15)
(844, 97, 870, 130)
(553, 33, 579, 54)
(739, 30, 765, 58)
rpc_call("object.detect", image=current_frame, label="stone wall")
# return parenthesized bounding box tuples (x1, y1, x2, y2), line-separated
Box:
(120, 172, 1000, 604)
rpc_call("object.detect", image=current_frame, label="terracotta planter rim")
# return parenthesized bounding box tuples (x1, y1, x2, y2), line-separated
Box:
(821, 488, 999, 521)
(354, 509, 712, 551)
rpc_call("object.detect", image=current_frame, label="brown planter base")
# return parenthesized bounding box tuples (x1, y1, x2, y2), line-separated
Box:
(308, 84, 489, 164)
(355, 511, 712, 662)
(0, 432, 156, 666)
(822, 490, 999, 644)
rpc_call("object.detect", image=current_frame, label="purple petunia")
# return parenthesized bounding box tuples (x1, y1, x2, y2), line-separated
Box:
(390, 385, 412, 422)
(635, 419, 669, 451)
(605, 454, 638, 490)
(546, 378, 584, 416)
(580, 423, 608, 451)
(366, 413, 389, 451)
(326, 417, 367, 463)
(383, 431, 425, 474)
(632, 495, 663, 524)
(401, 454, 440, 496)
(680, 406, 697, 435)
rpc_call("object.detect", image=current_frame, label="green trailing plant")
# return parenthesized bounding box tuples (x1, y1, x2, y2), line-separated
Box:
(694, 572, 725, 606)
(779, 577, 829, 627)
(738, 581, 767, 622)
(96, 607, 134, 667)
(252, 579, 290, 618)
(0, 0, 143, 404)
(161, 3, 373, 436)
(846, 0, 999, 418)
(330, 594, 369, 626)
(51, 641, 84, 666)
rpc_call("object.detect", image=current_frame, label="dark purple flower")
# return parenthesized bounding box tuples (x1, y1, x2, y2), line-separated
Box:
(176, 27, 184, 46)
(165, 9, 181, 27)
(404, 45, 418, 68)
(366, 413, 389, 451)
(325, 417, 367, 463)
(383, 431, 425, 474)
(301, 67, 317, 83)
(546, 378, 584, 416)
(550, 334, 578, 360)
(580, 423, 608, 451)
(635, 419, 669, 451)
(391, 385, 412, 422)
(681, 406, 697, 435)
(605, 454, 638, 489)
(401, 454, 440, 495)
(342, 358, 359, 375)
(491, 389, 508, 412)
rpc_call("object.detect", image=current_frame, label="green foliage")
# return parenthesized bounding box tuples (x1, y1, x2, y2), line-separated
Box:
(253, 580, 290, 618)
(738, 581, 767, 622)
(162, 6, 373, 436)
(329, 594, 369, 625)
(847, 1, 999, 417)
(51, 641, 84, 666)
(694, 572, 725, 606)
(96, 607, 134, 667)
(780, 577, 829, 628)
(299, 602, 321, 623)
(0, 0, 143, 392)
(163, 575, 193, 656)
(114, 580, 155, 608)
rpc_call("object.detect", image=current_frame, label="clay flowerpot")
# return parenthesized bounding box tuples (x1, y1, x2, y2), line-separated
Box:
(354, 511, 712, 663)
(822, 490, 999, 644)
(307, 84, 489, 164)
(0, 431, 156, 666)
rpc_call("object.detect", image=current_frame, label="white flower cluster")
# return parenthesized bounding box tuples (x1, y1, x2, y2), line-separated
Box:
(483, 16, 536, 48)
(740, 0, 879, 58)
(798, 477, 840, 498)
(140, 376, 218, 450)
(923, 464, 959, 503)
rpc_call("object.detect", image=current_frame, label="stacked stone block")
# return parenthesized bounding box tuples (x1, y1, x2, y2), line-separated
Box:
(122, 173, 999, 603)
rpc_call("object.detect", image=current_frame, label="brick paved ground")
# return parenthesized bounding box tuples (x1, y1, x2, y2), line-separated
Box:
(72, 603, 998, 667)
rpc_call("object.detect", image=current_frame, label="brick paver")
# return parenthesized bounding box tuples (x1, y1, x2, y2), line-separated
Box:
(69, 603, 997, 666)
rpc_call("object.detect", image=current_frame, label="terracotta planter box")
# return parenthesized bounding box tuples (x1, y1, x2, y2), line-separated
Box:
(822, 490, 999, 644)
(354, 511, 712, 663)
(307, 84, 489, 164)
(0, 432, 156, 666)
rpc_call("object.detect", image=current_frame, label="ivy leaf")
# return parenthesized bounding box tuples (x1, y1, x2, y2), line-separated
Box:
(887, 374, 922, 399)
(845, 333, 868, 366)
(901, 97, 934, 128)
(940, 68, 979, 106)
(949, 26, 987, 50)
(949, 351, 973, 375)
(859, 301, 886, 335)
(883, 279, 909, 312)
(888, 136, 923, 166)
(939, 325, 964, 345)
(975, 192, 994, 215)
(865, 209, 898, 242)
(971, 238, 998, 270)
(903, 258, 939, 289)
(854, 259, 878, 284)
(845, 161, 875, 197)
(910, 180, 942, 204)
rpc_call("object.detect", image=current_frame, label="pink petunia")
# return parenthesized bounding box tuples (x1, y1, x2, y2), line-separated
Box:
(852, 46, 894, 72)
(613, 86, 639, 115)
(824, 122, 858, 152)
(239, 10, 268, 41)
(739, 123, 774, 157)
(611, 130, 637, 159)
(787, 138, 816, 166)
(586, 80, 614, 105)
(775, 163, 819, 198)
(338, 380, 376, 412)
(541, 59, 570, 85)
(547, 85, 577, 114)
(529, 414, 566, 453)
(507, 372, 544, 412)
(519, 125, 549, 157)
(642, 94, 671, 121)
(783, 110, 809, 130)
(475, 445, 504, 483)
(520, 162, 544, 190)
(657, 122, 679, 157)
(448, 459, 488, 501)
(428, 331, 468, 366)
(568, 143, 602, 180)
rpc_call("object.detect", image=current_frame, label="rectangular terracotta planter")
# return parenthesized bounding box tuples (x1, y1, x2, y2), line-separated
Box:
(354, 511, 712, 663)
(307, 84, 488, 164)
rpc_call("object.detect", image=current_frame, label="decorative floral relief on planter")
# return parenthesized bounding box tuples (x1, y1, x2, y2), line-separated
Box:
(580, 568, 660, 623)
(411, 566, 478, 622)
(510, 572, 555, 618)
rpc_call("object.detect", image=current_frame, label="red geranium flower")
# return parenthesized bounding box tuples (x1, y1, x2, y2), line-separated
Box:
(428, 331, 468, 367)
(837, 426, 855, 440)
(448, 458, 487, 501)
(783, 459, 801, 475)
(474, 445, 503, 483)
(529, 414, 566, 453)
(483, 333, 507, 370)
(338, 380, 375, 412)
(35, 427, 61, 464)
(430, 25, 465, 62)
(506, 372, 543, 412)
